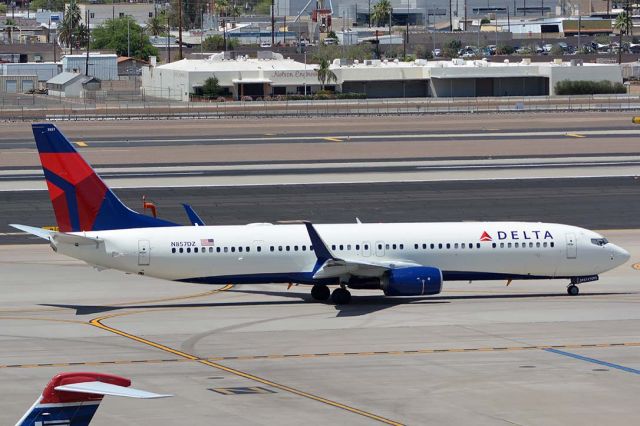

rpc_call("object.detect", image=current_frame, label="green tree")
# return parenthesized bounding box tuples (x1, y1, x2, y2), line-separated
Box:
(254, 0, 271, 14)
(615, 11, 632, 64)
(496, 44, 515, 55)
(29, 0, 65, 11)
(201, 76, 221, 98)
(202, 34, 225, 50)
(371, 0, 392, 27)
(0, 4, 7, 14)
(59, 0, 81, 53)
(147, 12, 165, 36)
(443, 39, 461, 58)
(91, 17, 158, 60)
(317, 58, 337, 90)
(4, 18, 16, 44)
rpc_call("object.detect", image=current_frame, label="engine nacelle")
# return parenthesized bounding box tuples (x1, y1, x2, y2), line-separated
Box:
(381, 267, 443, 296)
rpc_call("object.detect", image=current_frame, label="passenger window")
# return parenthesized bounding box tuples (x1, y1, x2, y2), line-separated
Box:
(195, 247, 200, 253)
(339, 245, 344, 250)
(278, 246, 283, 251)
(172, 248, 176, 253)
(400, 244, 404, 249)
(446, 243, 451, 249)
(356, 244, 360, 250)
(476, 243, 480, 248)
(500, 243, 504, 248)
(286, 246, 290, 251)
(529, 242, 533, 248)
(543, 242, 548, 247)
(246, 247, 250, 252)
(492, 243, 496, 248)
(364, 244, 368, 250)
(550, 242, 555, 248)
(392, 244, 396, 250)
(347, 244, 351, 250)
(187, 247, 191, 253)
(217, 247, 221, 253)
(302, 246, 306, 251)
(386, 244, 390, 250)
(438, 243, 443, 249)
(508, 243, 512, 248)
(238, 247, 243, 252)
(310, 245, 314, 250)
(209, 247, 213, 253)
(430, 244, 435, 249)
(536, 242, 540, 248)
(270, 246, 274, 252)
(454, 243, 459, 249)
(378, 244, 382, 249)
(231, 247, 236, 253)
(515, 243, 519, 248)
(257, 246, 262, 252)
(414, 243, 419, 249)
(332, 245, 336, 250)
(461, 243, 465, 249)
(423, 243, 427, 249)
(294, 245, 299, 251)
(179, 248, 184, 253)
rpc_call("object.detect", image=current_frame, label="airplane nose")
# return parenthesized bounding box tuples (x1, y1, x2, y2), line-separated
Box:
(612, 245, 631, 265)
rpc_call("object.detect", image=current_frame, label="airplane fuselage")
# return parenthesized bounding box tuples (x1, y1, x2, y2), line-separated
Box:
(56, 221, 628, 286)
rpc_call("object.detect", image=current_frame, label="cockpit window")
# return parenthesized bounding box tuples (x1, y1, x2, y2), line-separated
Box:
(591, 238, 609, 246)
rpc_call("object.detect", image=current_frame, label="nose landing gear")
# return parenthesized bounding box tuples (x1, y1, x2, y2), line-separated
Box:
(567, 284, 580, 296)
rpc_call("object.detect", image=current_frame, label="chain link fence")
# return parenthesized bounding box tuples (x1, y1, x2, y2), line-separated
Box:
(1, 93, 640, 121)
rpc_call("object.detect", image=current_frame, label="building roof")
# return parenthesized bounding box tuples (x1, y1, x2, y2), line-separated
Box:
(47, 72, 91, 85)
(157, 54, 314, 73)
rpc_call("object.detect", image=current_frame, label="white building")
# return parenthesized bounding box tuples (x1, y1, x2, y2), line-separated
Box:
(78, 3, 157, 28)
(1, 62, 61, 83)
(46, 72, 100, 97)
(62, 54, 118, 80)
(141, 53, 622, 100)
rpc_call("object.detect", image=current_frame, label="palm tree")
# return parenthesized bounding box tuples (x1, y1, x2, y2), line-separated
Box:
(59, 0, 81, 53)
(147, 13, 165, 36)
(4, 18, 16, 44)
(317, 58, 337, 91)
(614, 11, 632, 64)
(371, 0, 391, 27)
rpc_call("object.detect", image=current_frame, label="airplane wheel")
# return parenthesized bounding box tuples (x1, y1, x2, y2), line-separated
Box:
(567, 285, 579, 296)
(311, 284, 330, 301)
(331, 288, 351, 305)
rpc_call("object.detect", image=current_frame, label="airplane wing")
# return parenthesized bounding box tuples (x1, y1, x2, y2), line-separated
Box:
(16, 372, 172, 426)
(304, 222, 419, 279)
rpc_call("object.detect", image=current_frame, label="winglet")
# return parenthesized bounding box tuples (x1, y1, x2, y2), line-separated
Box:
(303, 221, 336, 262)
(182, 204, 206, 226)
(16, 372, 171, 426)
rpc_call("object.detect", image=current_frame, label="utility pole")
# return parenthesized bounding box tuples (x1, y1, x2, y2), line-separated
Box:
(178, 0, 183, 59)
(449, 0, 452, 30)
(127, 17, 130, 57)
(167, 11, 170, 63)
(271, 0, 275, 45)
(368, 0, 371, 27)
(85, 9, 90, 75)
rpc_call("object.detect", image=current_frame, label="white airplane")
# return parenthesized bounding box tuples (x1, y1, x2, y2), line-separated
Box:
(17, 371, 170, 426)
(12, 124, 630, 304)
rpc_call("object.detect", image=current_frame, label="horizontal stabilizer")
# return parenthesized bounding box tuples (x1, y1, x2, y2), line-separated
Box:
(55, 381, 172, 399)
(10, 224, 102, 246)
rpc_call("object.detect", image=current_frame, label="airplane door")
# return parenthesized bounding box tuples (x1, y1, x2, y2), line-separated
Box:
(138, 240, 150, 266)
(375, 241, 385, 257)
(565, 233, 577, 259)
(362, 241, 371, 257)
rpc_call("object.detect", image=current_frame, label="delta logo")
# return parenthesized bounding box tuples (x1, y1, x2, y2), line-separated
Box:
(480, 230, 554, 241)
(480, 231, 492, 241)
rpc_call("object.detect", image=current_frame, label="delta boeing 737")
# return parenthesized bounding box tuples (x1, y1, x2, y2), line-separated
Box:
(12, 124, 630, 304)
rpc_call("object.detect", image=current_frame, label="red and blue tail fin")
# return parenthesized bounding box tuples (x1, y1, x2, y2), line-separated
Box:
(17, 372, 171, 426)
(32, 123, 177, 232)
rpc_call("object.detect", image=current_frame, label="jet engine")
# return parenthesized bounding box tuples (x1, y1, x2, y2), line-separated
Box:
(347, 267, 443, 296)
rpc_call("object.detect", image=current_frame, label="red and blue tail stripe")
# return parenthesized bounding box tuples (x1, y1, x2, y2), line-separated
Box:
(32, 123, 177, 232)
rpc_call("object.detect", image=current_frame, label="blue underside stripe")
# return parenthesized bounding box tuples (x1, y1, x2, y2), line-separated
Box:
(544, 348, 640, 375)
(178, 271, 556, 286)
(19, 403, 99, 426)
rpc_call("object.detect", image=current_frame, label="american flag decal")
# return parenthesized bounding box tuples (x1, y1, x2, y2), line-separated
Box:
(201, 238, 215, 246)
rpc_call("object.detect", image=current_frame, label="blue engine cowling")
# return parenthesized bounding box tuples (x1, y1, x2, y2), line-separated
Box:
(381, 267, 443, 296)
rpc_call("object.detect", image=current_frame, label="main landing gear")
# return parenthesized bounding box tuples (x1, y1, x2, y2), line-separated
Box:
(311, 284, 330, 301)
(567, 285, 580, 296)
(310, 284, 352, 304)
